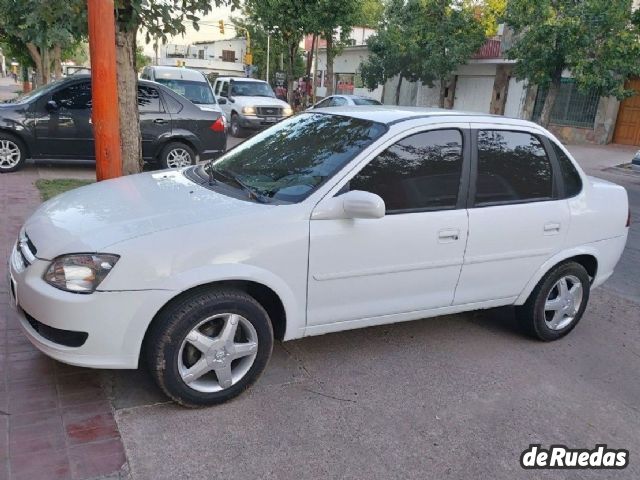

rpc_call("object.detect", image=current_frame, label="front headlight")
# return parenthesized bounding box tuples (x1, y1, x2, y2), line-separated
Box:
(242, 106, 256, 115)
(44, 254, 120, 293)
(283, 107, 293, 116)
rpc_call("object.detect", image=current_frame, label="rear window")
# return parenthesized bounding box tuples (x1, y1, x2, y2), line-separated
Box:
(154, 78, 215, 105)
(353, 98, 382, 106)
(551, 142, 582, 198)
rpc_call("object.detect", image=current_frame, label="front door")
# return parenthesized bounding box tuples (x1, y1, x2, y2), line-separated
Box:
(613, 79, 640, 145)
(138, 84, 171, 160)
(33, 80, 94, 159)
(307, 127, 470, 327)
(454, 127, 570, 305)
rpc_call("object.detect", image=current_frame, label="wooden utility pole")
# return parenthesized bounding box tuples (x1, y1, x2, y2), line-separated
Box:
(87, 0, 122, 181)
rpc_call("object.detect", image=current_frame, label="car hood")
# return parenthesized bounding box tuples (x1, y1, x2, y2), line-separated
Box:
(231, 96, 291, 108)
(24, 170, 262, 259)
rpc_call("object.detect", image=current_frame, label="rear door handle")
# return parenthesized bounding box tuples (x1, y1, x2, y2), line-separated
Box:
(154, 118, 168, 125)
(438, 229, 460, 243)
(544, 222, 561, 234)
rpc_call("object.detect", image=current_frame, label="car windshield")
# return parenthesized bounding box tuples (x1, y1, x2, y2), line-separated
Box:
(353, 97, 382, 105)
(7, 78, 65, 103)
(154, 78, 215, 105)
(231, 81, 275, 98)
(203, 113, 387, 203)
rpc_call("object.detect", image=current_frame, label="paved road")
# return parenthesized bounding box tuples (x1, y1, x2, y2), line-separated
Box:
(106, 141, 640, 480)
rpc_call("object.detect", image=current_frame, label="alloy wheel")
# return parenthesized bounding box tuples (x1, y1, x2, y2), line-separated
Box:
(543, 274, 583, 330)
(166, 148, 192, 168)
(177, 313, 259, 393)
(0, 140, 21, 169)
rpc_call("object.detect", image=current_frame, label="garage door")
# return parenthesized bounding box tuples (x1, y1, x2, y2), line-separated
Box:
(613, 79, 640, 145)
(453, 76, 494, 113)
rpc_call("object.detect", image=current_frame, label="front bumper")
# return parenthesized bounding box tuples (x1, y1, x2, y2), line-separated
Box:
(239, 114, 289, 130)
(9, 243, 173, 369)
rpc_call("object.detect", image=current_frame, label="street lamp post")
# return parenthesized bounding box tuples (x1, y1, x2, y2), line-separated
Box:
(87, 0, 122, 181)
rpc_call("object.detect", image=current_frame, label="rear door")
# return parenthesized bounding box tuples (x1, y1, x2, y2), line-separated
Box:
(453, 126, 570, 305)
(138, 84, 171, 160)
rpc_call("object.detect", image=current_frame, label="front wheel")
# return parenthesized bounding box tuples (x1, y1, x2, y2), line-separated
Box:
(516, 261, 591, 341)
(146, 288, 274, 407)
(229, 113, 245, 138)
(0, 133, 26, 173)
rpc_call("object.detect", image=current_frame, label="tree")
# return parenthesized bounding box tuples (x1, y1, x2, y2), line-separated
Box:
(114, 0, 237, 174)
(244, 0, 317, 102)
(0, 0, 86, 85)
(464, 0, 507, 37)
(357, 0, 384, 27)
(504, 0, 640, 128)
(360, 0, 485, 107)
(309, 0, 362, 97)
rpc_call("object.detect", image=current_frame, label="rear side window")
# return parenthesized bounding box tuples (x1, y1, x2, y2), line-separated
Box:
(551, 142, 582, 198)
(138, 86, 163, 113)
(162, 92, 183, 114)
(475, 130, 553, 206)
(52, 82, 92, 110)
(350, 129, 464, 212)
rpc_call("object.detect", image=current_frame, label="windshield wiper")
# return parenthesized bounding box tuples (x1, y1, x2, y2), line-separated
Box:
(206, 167, 270, 204)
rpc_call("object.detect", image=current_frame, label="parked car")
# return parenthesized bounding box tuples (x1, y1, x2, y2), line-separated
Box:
(213, 76, 293, 137)
(9, 107, 629, 407)
(309, 94, 382, 108)
(0, 75, 227, 172)
(140, 66, 222, 114)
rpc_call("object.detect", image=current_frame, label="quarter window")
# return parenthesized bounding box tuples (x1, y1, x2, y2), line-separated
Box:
(137, 86, 163, 113)
(475, 130, 553, 206)
(551, 142, 582, 198)
(349, 129, 464, 212)
(52, 82, 92, 110)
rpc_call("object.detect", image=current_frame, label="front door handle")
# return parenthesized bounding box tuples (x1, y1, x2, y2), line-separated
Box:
(154, 118, 168, 125)
(544, 222, 561, 235)
(438, 229, 460, 243)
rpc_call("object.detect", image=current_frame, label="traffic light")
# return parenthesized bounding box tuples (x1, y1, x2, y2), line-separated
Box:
(218, 20, 224, 34)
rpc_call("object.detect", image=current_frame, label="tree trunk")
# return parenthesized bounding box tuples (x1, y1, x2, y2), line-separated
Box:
(286, 41, 297, 104)
(439, 78, 447, 108)
(539, 75, 561, 128)
(306, 35, 316, 79)
(115, 25, 142, 174)
(395, 76, 403, 105)
(42, 48, 51, 85)
(325, 34, 334, 97)
(53, 45, 62, 79)
(26, 43, 44, 87)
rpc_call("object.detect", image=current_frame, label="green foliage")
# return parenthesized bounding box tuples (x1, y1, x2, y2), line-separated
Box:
(464, 0, 507, 36)
(357, 0, 385, 27)
(35, 178, 93, 201)
(135, 47, 151, 72)
(504, 0, 640, 99)
(360, 0, 485, 89)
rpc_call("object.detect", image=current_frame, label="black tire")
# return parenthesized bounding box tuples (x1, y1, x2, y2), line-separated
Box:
(0, 132, 27, 173)
(146, 288, 274, 407)
(159, 141, 196, 169)
(516, 261, 591, 341)
(229, 113, 245, 138)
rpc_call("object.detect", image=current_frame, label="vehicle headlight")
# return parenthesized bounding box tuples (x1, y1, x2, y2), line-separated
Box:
(242, 106, 256, 115)
(44, 254, 120, 293)
(283, 107, 293, 116)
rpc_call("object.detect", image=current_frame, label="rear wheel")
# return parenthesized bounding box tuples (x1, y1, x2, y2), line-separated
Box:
(0, 133, 26, 173)
(146, 288, 274, 407)
(516, 261, 591, 341)
(160, 142, 196, 169)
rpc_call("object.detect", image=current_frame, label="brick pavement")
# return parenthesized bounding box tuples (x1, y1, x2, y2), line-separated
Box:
(0, 165, 127, 480)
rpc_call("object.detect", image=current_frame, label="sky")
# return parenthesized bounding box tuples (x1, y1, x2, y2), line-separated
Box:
(139, 5, 239, 57)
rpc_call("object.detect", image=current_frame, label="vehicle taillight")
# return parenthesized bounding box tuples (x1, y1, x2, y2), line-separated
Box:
(627, 208, 631, 227)
(210, 116, 226, 133)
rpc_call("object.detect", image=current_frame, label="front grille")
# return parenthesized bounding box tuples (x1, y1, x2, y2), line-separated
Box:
(256, 106, 283, 117)
(25, 312, 88, 347)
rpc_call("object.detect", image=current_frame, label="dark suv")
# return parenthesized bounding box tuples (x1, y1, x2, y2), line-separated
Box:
(0, 75, 227, 173)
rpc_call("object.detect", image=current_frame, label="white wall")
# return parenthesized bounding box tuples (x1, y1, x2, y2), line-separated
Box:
(158, 39, 246, 75)
(504, 78, 527, 118)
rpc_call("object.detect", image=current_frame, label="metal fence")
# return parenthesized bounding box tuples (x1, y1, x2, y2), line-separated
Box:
(532, 79, 600, 128)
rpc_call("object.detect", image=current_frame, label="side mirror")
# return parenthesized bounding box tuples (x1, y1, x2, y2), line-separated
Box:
(312, 190, 386, 220)
(46, 100, 59, 112)
(217, 97, 227, 105)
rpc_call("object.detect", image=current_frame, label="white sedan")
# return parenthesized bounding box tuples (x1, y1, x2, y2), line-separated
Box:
(9, 107, 629, 407)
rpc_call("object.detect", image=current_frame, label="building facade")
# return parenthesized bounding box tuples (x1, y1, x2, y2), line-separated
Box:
(157, 38, 246, 77)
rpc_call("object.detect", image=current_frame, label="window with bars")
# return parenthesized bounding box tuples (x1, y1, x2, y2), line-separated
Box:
(221, 50, 236, 62)
(532, 79, 601, 128)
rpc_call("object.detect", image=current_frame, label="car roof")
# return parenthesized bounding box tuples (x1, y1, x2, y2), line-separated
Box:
(216, 77, 266, 83)
(311, 105, 542, 128)
(146, 66, 206, 81)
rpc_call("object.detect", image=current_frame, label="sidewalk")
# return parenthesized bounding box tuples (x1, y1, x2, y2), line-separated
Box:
(0, 168, 127, 480)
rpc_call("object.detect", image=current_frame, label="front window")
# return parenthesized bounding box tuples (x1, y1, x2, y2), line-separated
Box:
(231, 81, 275, 98)
(153, 78, 215, 105)
(201, 113, 387, 203)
